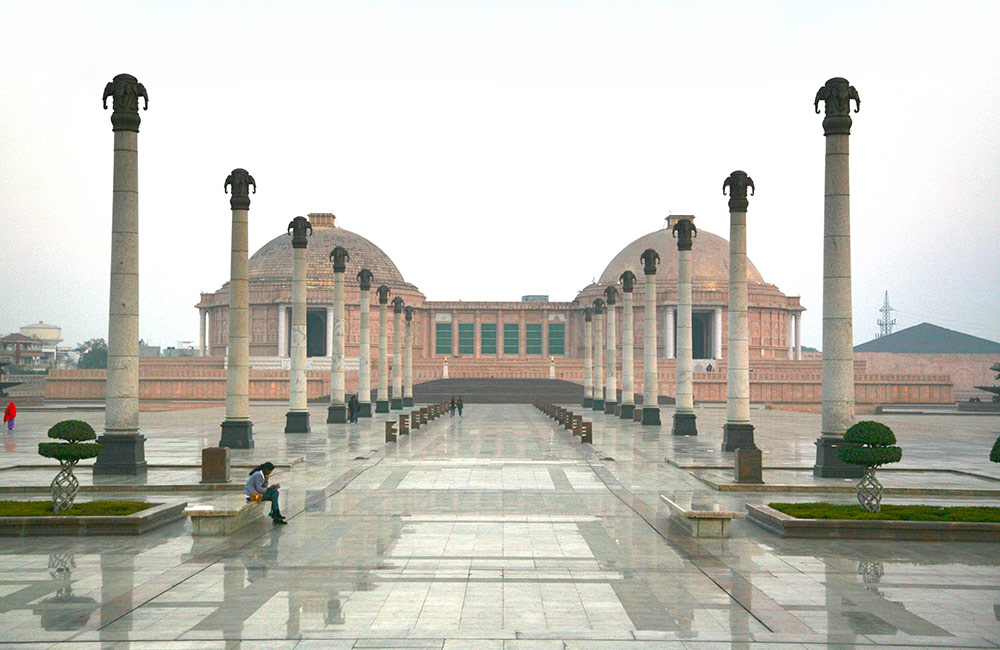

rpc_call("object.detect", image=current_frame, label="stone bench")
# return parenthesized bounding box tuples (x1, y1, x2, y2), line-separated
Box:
(660, 494, 741, 538)
(386, 420, 397, 442)
(184, 494, 267, 536)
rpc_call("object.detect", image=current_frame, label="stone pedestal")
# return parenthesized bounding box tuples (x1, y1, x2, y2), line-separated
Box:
(619, 404, 635, 419)
(735, 447, 763, 484)
(93, 433, 147, 476)
(813, 436, 862, 478)
(359, 402, 373, 417)
(219, 421, 254, 450)
(672, 411, 697, 436)
(284, 411, 311, 434)
(721, 422, 755, 452)
(201, 447, 230, 484)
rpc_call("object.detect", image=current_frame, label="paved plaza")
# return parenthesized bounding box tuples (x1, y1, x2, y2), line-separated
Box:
(1, 403, 999, 649)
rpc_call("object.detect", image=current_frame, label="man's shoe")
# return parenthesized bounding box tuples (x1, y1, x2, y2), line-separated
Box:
(272, 516, 288, 525)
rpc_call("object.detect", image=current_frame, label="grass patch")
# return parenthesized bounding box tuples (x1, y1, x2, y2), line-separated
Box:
(0, 501, 152, 517)
(770, 502, 1000, 523)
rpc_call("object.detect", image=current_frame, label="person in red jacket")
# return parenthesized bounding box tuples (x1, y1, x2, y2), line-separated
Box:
(3, 402, 15, 431)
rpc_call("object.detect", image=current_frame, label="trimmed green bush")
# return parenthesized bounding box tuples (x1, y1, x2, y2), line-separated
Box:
(838, 421, 902, 468)
(37, 443, 102, 462)
(0, 500, 151, 517)
(46, 420, 98, 443)
(991, 436, 1000, 464)
(38, 420, 101, 513)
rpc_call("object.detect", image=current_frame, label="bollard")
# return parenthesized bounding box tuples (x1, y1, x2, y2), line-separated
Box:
(564, 412, 574, 431)
(201, 447, 231, 484)
(420, 407, 429, 424)
(573, 415, 583, 436)
(633, 407, 642, 422)
(411, 411, 420, 430)
(385, 420, 397, 443)
(400, 414, 409, 435)
(581, 421, 593, 444)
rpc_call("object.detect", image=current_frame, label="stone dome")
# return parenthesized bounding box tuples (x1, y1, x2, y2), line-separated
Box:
(247, 213, 418, 292)
(598, 217, 765, 286)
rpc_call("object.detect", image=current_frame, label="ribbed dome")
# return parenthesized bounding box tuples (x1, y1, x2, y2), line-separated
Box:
(247, 213, 416, 291)
(598, 219, 765, 286)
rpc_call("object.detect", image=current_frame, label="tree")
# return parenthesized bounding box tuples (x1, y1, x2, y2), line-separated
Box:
(838, 421, 902, 513)
(77, 339, 107, 369)
(991, 436, 1000, 464)
(38, 420, 101, 512)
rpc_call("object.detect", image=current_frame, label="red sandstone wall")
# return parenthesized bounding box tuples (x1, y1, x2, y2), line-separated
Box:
(855, 352, 996, 399)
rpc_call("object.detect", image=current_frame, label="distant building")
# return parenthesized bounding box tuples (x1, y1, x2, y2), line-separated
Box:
(139, 342, 161, 358)
(0, 333, 45, 366)
(18, 322, 62, 366)
(521, 295, 549, 302)
(855, 322, 1000, 399)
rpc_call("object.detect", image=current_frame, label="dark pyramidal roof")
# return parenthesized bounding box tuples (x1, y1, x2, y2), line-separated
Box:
(854, 322, 1000, 354)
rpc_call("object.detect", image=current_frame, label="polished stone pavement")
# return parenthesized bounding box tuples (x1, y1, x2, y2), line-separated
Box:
(1, 403, 999, 649)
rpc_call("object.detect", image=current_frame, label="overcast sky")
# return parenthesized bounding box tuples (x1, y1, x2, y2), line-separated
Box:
(1, 0, 998, 350)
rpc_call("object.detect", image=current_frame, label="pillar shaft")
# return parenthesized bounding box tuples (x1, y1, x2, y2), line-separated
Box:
(621, 294, 634, 405)
(583, 316, 593, 406)
(199, 310, 207, 356)
(278, 303, 288, 357)
(643, 277, 658, 408)
(359, 289, 371, 405)
(677, 248, 695, 413)
(726, 210, 751, 424)
(605, 305, 617, 406)
(787, 313, 795, 360)
(593, 312, 604, 405)
(289, 247, 308, 412)
(665, 307, 675, 359)
(391, 310, 402, 408)
(330, 270, 345, 407)
(404, 318, 413, 399)
(713, 308, 723, 359)
(377, 305, 388, 403)
(795, 312, 803, 361)
(225, 206, 250, 422)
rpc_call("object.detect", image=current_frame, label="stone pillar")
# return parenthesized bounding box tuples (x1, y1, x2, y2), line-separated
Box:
(672, 217, 698, 436)
(199, 310, 207, 357)
(284, 217, 312, 433)
(327, 246, 349, 423)
(403, 306, 414, 407)
(582, 308, 593, 407)
(640, 249, 661, 425)
(326, 307, 334, 358)
(665, 307, 675, 359)
(795, 312, 803, 361)
(376, 285, 391, 413)
(603, 287, 618, 414)
(713, 308, 723, 360)
(391, 297, 404, 409)
(474, 310, 481, 359)
(619, 271, 636, 418)
(95, 74, 149, 474)
(814, 77, 863, 478)
(278, 303, 288, 357)
(357, 269, 374, 417)
(592, 299, 605, 410)
(721, 171, 757, 453)
(217, 168, 257, 449)
(787, 313, 795, 360)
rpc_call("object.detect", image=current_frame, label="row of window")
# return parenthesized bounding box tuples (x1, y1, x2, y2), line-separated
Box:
(435, 323, 565, 355)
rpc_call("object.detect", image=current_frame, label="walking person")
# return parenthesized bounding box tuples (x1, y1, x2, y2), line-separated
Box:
(348, 395, 358, 423)
(245, 461, 288, 524)
(449, 397, 456, 418)
(457, 396, 464, 418)
(3, 401, 14, 431)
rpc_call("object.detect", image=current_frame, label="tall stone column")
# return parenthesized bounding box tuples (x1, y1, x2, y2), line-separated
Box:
(278, 305, 288, 357)
(665, 308, 675, 359)
(327, 246, 349, 423)
(603, 287, 618, 414)
(391, 297, 404, 409)
(199, 310, 207, 357)
(376, 285, 391, 413)
(218, 168, 256, 449)
(403, 306, 414, 406)
(814, 77, 863, 478)
(619, 271, 636, 418)
(285, 216, 312, 433)
(787, 313, 796, 360)
(640, 249, 661, 425)
(95, 74, 149, 474)
(795, 312, 803, 361)
(713, 309, 724, 360)
(357, 269, 374, 417)
(592, 299, 605, 411)
(582, 308, 593, 407)
(721, 171, 756, 451)
(672, 217, 698, 436)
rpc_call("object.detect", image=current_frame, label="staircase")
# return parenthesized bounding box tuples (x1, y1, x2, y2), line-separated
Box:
(413, 378, 584, 404)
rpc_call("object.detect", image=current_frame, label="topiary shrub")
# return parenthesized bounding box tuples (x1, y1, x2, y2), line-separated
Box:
(991, 436, 1000, 464)
(38, 420, 101, 513)
(838, 421, 901, 513)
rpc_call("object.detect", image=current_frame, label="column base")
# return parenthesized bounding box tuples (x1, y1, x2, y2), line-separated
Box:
(813, 436, 864, 478)
(327, 404, 347, 423)
(583, 397, 593, 408)
(633, 407, 642, 422)
(593, 399, 604, 411)
(735, 447, 763, 484)
(284, 411, 311, 434)
(219, 420, 255, 450)
(358, 402, 372, 418)
(603, 401, 617, 415)
(641, 407, 660, 425)
(391, 398, 403, 410)
(672, 411, 698, 436)
(403, 397, 414, 407)
(619, 404, 635, 419)
(375, 400, 390, 413)
(721, 422, 755, 451)
(93, 433, 148, 476)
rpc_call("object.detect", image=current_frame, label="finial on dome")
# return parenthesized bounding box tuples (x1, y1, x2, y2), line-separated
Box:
(307, 213, 337, 228)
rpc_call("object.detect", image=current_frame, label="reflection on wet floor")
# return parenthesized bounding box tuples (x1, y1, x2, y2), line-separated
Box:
(0, 403, 998, 648)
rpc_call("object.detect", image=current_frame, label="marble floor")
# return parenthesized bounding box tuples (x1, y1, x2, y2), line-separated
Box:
(1, 402, 999, 649)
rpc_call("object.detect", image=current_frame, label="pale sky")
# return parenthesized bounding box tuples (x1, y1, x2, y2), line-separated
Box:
(1, 0, 998, 350)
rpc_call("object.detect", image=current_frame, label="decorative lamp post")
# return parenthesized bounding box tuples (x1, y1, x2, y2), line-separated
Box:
(671, 217, 698, 436)
(94, 74, 149, 474)
(640, 248, 661, 425)
(391, 297, 404, 410)
(375, 285, 391, 413)
(284, 216, 312, 433)
(813, 77, 863, 478)
(357, 269, 374, 417)
(603, 286, 618, 415)
(619, 271, 636, 419)
(218, 168, 256, 449)
(327, 246, 349, 423)
(403, 306, 414, 407)
(592, 298, 605, 411)
(582, 308, 594, 408)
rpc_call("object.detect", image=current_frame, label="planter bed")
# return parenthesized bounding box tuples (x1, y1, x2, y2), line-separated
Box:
(747, 503, 1000, 542)
(0, 501, 186, 536)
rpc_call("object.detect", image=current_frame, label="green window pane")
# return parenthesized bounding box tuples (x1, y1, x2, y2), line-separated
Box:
(503, 323, 519, 355)
(480, 323, 497, 355)
(458, 323, 475, 354)
(548, 323, 565, 355)
(526, 323, 542, 355)
(435, 323, 452, 355)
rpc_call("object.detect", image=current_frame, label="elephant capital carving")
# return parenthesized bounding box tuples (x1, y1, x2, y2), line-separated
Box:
(357, 268, 374, 291)
(392, 296, 405, 313)
(584, 307, 593, 322)
(640, 248, 660, 275)
(225, 169, 256, 210)
(376, 285, 391, 304)
(814, 77, 860, 135)
(603, 285, 618, 305)
(404, 306, 415, 322)
(619, 270, 636, 293)
(287, 216, 313, 248)
(102, 73, 147, 131)
(592, 298, 605, 315)
(671, 216, 698, 251)
(329, 246, 349, 273)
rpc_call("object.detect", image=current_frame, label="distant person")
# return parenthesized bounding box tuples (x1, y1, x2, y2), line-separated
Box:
(348, 395, 359, 423)
(705, 363, 713, 372)
(457, 397, 464, 417)
(245, 461, 287, 524)
(3, 401, 14, 431)
(449, 397, 456, 418)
